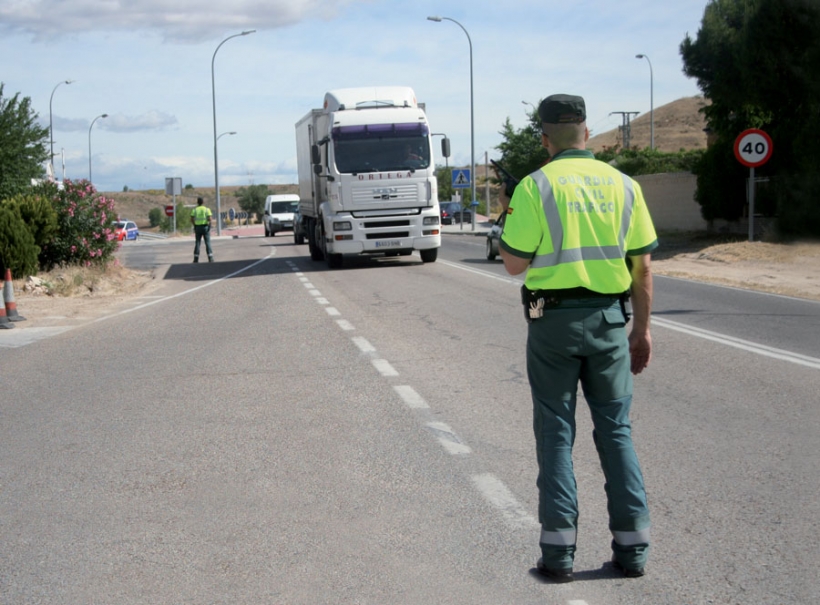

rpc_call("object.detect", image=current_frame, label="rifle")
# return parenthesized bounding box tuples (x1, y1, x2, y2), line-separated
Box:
(490, 159, 520, 198)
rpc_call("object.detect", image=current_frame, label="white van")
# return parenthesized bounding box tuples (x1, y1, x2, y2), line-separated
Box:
(263, 194, 300, 237)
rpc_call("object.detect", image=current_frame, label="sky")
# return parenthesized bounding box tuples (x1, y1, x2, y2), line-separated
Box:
(0, 0, 708, 194)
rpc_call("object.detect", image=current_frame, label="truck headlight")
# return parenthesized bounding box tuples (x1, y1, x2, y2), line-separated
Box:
(423, 216, 440, 226)
(333, 221, 352, 231)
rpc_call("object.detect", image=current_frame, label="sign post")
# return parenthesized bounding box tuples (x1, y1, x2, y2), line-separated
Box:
(734, 129, 773, 242)
(165, 177, 182, 234)
(452, 169, 471, 231)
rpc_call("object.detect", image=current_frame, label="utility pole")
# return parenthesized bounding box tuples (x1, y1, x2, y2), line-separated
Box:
(610, 111, 640, 149)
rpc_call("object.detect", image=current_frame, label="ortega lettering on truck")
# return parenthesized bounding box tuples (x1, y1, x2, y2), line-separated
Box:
(294, 86, 449, 269)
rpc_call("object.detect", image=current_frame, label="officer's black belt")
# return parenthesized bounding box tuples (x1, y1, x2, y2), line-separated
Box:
(521, 286, 628, 322)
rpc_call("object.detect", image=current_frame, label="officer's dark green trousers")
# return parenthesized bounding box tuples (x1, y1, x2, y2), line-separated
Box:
(193, 224, 213, 260)
(527, 299, 650, 571)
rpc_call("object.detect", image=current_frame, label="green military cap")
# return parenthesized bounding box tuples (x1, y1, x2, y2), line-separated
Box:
(538, 94, 586, 124)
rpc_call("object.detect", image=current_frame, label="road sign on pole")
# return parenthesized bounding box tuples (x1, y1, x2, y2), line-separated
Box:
(734, 129, 773, 242)
(734, 129, 773, 168)
(164, 205, 174, 217)
(452, 169, 471, 189)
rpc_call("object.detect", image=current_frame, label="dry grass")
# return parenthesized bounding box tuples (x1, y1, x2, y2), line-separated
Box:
(18, 262, 153, 298)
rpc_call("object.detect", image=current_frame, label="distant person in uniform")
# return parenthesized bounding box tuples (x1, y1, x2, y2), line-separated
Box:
(191, 196, 214, 263)
(499, 94, 658, 583)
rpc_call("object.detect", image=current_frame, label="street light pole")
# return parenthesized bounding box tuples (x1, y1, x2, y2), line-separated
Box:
(636, 54, 654, 150)
(428, 15, 475, 231)
(49, 79, 74, 177)
(88, 113, 108, 183)
(212, 30, 255, 236)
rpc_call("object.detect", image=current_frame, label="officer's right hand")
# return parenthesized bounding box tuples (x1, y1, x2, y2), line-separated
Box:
(628, 331, 652, 375)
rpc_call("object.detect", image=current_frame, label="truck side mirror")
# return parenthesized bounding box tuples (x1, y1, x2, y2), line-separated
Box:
(311, 144, 321, 165)
(313, 164, 323, 175)
(441, 137, 451, 159)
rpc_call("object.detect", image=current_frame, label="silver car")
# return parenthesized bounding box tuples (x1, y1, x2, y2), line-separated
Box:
(486, 214, 505, 260)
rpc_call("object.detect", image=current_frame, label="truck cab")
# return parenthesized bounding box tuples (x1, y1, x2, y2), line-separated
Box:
(296, 87, 447, 268)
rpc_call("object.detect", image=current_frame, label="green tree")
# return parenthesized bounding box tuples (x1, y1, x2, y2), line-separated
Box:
(236, 184, 269, 220)
(2, 192, 58, 264)
(148, 206, 163, 227)
(435, 166, 454, 202)
(0, 204, 39, 277)
(0, 83, 50, 201)
(680, 0, 820, 235)
(494, 113, 550, 180)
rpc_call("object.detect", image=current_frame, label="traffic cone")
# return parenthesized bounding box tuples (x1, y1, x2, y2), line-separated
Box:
(3, 269, 26, 322)
(0, 301, 13, 329)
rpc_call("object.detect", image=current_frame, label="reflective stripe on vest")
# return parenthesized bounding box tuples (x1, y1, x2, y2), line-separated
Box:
(528, 169, 635, 270)
(540, 527, 577, 546)
(612, 528, 651, 546)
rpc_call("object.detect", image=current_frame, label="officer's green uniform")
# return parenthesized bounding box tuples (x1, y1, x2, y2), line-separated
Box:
(192, 204, 213, 263)
(501, 99, 658, 575)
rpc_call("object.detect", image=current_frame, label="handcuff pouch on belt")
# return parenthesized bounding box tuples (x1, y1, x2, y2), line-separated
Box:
(520, 285, 631, 324)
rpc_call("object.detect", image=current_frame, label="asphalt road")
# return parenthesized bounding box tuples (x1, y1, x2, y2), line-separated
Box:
(1, 233, 817, 605)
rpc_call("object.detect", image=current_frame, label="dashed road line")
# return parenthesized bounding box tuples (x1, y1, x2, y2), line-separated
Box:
(426, 421, 472, 455)
(288, 259, 537, 539)
(393, 385, 429, 409)
(471, 474, 538, 530)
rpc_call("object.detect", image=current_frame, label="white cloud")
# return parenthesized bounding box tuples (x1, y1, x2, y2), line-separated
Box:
(0, 0, 365, 41)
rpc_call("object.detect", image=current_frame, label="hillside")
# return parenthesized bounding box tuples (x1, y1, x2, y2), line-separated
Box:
(587, 96, 709, 153)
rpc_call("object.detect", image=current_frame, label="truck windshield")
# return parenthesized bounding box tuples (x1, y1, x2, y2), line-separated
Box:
(332, 122, 430, 174)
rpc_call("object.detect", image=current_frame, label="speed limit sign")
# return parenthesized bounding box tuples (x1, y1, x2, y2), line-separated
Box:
(734, 129, 773, 168)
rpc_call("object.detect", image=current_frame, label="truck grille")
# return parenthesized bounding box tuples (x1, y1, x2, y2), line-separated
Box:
(351, 183, 420, 205)
(366, 232, 410, 240)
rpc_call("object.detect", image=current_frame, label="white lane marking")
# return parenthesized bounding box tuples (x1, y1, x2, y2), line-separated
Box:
(653, 316, 820, 370)
(352, 336, 376, 353)
(325, 307, 341, 316)
(316, 298, 330, 305)
(568, 601, 590, 605)
(371, 358, 398, 377)
(0, 326, 75, 349)
(303, 282, 315, 289)
(471, 474, 539, 530)
(299, 276, 309, 282)
(426, 421, 471, 455)
(441, 259, 820, 369)
(336, 319, 355, 331)
(393, 385, 429, 409)
(309, 289, 321, 296)
(438, 259, 522, 285)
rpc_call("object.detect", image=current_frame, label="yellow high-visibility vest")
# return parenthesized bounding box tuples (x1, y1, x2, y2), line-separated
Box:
(192, 205, 212, 226)
(501, 150, 658, 293)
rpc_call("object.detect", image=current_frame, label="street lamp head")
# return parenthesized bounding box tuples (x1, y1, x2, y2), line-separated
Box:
(636, 54, 645, 59)
(101, 113, 108, 119)
(427, 16, 442, 22)
(241, 29, 256, 35)
(65, 79, 75, 85)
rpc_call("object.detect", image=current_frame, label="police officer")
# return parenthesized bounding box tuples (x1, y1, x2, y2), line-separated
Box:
(499, 94, 657, 582)
(191, 196, 214, 263)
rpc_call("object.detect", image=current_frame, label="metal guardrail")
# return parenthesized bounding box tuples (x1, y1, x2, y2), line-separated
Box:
(138, 232, 168, 240)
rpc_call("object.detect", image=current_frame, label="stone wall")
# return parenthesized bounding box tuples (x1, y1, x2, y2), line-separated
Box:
(634, 172, 707, 232)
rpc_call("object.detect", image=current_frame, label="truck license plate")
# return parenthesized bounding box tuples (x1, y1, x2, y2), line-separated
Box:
(375, 240, 401, 248)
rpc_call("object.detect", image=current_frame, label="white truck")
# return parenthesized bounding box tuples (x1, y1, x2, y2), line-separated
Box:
(295, 86, 447, 268)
